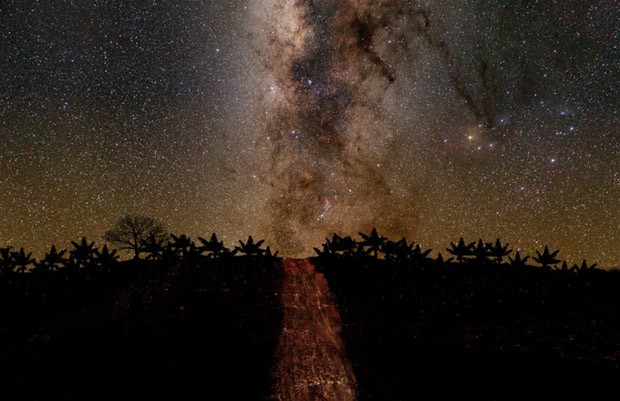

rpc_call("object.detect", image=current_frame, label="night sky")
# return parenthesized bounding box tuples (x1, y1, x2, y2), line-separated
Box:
(1, 1, 618, 266)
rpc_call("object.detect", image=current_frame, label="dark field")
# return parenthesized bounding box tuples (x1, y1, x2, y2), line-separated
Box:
(316, 257, 620, 401)
(0, 257, 283, 401)
(1, 250, 619, 400)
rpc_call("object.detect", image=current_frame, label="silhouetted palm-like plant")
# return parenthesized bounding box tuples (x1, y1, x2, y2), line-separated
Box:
(170, 234, 198, 258)
(264, 246, 279, 259)
(487, 239, 512, 264)
(69, 238, 97, 270)
(13, 248, 34, 273)
(533, 246, 561, 270)
(33, 245, 67, 273)
(141, 233, 168, 260)
(0, 246, 15, 275)
(381, 238, 413, 264)
(93, 245, 119, 270)
(577, 259, 598, 272)
(198, 233, 234, 258)
(235, 236, 267, 257)
(330, 235, 357, 256)
(446, 238, 474, 263)
(411, 244, 433, 264)
(471, 239, 491, 265)
(315, 234, 360, 260)
(508, 251, 529, 268)
(359, 228, 387, 257)
(434, 252, 454, 269)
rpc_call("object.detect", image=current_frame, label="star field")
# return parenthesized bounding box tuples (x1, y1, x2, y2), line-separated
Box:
(0, 1, 618, 266)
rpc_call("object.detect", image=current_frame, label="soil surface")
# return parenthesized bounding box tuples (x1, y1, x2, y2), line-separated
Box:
(271, 258, 356, 401)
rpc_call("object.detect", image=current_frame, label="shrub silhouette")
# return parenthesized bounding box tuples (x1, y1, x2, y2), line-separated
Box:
(434, 252, 454, 268)
(0, 246, 15, 275)
(315, 234, 360, 260)
(235, 236, 267, 257)
(13, 248, 34, 273)
(446, 238, 475, 262)
(533, 246, 561, 270)
(169, 234, 198, 258)
(381, 238, 414, 264)
(487, 239, 512, 264)
(93, 245, 119, 271)
(198, 233, 235, 259)
(69, 238, 97, 270)
(264, 246, 279, 259)
(471, 239, 491, 265)
(411, 243, 433, 264)
(32, 245, 67, 273)
(141, 233, 168, 260)
(508, 251, 529, 268)
(359, 229, 387, 257)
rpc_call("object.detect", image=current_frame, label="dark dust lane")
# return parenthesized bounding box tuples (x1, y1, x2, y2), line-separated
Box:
(271, 258, 357, 401)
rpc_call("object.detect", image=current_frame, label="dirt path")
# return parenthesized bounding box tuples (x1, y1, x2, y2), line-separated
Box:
(271, 259, 357, 401)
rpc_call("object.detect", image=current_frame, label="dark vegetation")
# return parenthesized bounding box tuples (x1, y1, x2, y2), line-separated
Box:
(2, 217, 619, 400)
(0, 230, 281, 401)
(315, 230, 620, 401)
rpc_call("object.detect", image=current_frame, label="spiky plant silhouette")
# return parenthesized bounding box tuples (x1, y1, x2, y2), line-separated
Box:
(0, 246, 15, 275)
(533, 246, 561, 270)
(198, 233, 234, 258)
(170, 234, 198, 258)
(264, 246, 279, 259)
(141, 233, 168, 260)
(315, 234, 360, 260)
(32, 245, 67, 273)
(381, 238, 414, 264)
(434, 252, 454, 269)
(359, 229, 387, 257)
(93, 245, 119, 271)
(235, 236, 267, 257)
(69, 238, 97, 270)
(446, 238, 474, 262)
(13, 248, 34, 273)
(330, 235, 358, 256)
(411, 244, 433, 265)
(471, 239, 491, 265)
(578, 259, 598, 272)
(508, 251, 529, 268)
(487, 239, 512, 264)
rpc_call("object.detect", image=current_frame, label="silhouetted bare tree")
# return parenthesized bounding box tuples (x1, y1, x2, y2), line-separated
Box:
(104, 215, 167, 259)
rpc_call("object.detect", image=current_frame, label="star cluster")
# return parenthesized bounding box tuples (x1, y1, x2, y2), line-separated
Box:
(0, 1, 618, 266)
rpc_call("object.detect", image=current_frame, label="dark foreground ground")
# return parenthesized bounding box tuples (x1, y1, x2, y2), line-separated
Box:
(316, 258, 620, 401)
(1, 257, 619, 400)
(0, 257, 282, 400)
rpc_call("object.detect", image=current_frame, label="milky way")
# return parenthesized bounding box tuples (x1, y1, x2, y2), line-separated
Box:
(250, 0, 525, 255)
(253, 0, 417, 254)
(1, 0, 618, 265)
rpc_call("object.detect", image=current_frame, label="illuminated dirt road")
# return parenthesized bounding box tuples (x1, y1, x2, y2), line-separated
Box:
(271, 259, 357, 401)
